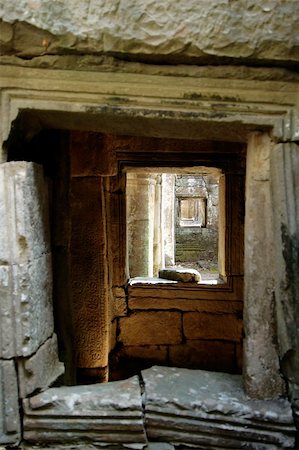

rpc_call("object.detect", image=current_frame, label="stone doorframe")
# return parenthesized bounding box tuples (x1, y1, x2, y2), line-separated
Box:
(0, 65, 298, 444)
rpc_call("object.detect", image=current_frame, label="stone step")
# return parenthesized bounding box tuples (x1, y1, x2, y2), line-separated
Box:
(142, 366, 296, 449)
(23, 376, 147, 449)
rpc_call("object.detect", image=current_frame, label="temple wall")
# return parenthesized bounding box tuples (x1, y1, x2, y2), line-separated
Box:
(0, 1, 298, 446)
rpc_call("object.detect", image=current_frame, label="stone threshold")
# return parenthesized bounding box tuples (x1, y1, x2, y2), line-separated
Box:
(20, 366, 296, 450)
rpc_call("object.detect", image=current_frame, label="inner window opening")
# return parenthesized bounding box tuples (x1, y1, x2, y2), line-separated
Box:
(126, 167, 222, 285)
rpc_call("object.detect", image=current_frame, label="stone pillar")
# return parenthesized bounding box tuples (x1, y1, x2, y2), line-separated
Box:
(153, 174, 163, 276)
(161, 174, 175, 267)
(0, 162, 63, 445)
(70, 176, 109, 382)
(270, 143, 299, 421)
(126, 173, 156, 277)
(243, 133, 285, 399)
(218, 174, 226, 279)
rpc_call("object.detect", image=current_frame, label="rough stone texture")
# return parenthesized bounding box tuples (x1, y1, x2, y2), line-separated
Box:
(119, 312, 182, 346)
(112, 286, 128, 318)
(244, 133, 286, 399)
(119, 345, 168, 364)
(0, 162, 50, 265)
(159, 268, 201, 283)
(70, 131, 117, 177)
(169, 340, 236, 373)
(18, 334, 65, 398)
(0, 162, 54, 358)
(70, 176, 109, 370)
(183, 312, 242, 341)
(0, 2, 298, 64)
(142, 366, 296, 449)
(0, 360, 21, 445)
(270, 143, 299, 427)
(23, 376, 146, 447)
(129, 296, 243, 314)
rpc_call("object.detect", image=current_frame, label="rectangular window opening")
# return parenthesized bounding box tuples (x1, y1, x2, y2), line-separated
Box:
(126, 167, 224, 286)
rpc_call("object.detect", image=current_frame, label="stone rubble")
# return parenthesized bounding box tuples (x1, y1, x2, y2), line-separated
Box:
(18, 366, 297, 449)
(142, 366, 296, 449)
(23, 375, 147, 448)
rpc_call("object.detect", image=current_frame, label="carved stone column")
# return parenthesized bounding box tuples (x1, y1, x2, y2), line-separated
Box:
(126, 173, 156, 277)
(161, 174, 175, 267)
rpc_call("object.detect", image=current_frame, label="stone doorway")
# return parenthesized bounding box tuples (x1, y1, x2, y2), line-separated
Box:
(0, 66, 298, 447)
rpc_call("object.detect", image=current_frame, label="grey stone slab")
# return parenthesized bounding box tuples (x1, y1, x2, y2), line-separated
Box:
(0, 162, 50, 265)
(0, 264, 16, 358)
(0, 254, 54, 358)
(0, 162, 54, 358)
(18, 333, 65, 398)
(23, 376, 146, 448)
(142, 366, 296, 449)
(0, 360, 21, 445)
(1, 2, 298, 64)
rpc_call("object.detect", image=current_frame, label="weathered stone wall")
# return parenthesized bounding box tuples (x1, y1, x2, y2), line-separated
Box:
(0, 0, 298, 442)
(0, 162, 64, 446)
(0, 1, 298, 65)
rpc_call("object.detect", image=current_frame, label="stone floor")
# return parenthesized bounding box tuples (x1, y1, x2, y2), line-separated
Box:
(3, 366, 298, 450)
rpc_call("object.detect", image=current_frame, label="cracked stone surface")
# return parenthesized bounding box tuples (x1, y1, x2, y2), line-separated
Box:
(142, 366, 297, 449)
(21, 366, 297, 449)
(23, 375, 147, 447)
(0, 1, 298, 63)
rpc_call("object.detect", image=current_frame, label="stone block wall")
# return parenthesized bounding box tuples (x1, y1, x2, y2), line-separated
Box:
(0, 162, 64, 446)
(110, 285, 243, 380)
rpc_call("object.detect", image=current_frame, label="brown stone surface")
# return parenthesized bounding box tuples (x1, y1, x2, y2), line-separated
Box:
(119, 345, 168, 363)
(70, 177, 108, 370)
(183, 312, 242, 342)
(70, 132, 117, 177)
(112, 287, 127, 318)
(119, 312, 182, 346)
(169, 340, 236, 373)
(129, 295, 243, 314)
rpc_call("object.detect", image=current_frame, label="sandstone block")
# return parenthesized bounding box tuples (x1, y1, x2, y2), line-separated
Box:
(183, 312, 242, 341)
(0, 254, 54, 358)
(0, 162, 50, 264)
(169, 340, 235, 372)
(1, 2, 298, 64)
(112, 286, 127, 317)
(119, 312, 182, 345)
(0, 360, 21, 445)
(128, 295, 243, 314)
(120, 345, 168, 363)
(18, 334, 65, 398)
(142, 366, 296, 449)
(159, 268, 201, 283)
(23, 376, 146, 447)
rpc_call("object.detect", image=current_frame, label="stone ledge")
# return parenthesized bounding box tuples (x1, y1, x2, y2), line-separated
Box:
(143, 366, 296, 449)
(23, 376, 146, 448)
(21, 366, 296, 449)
